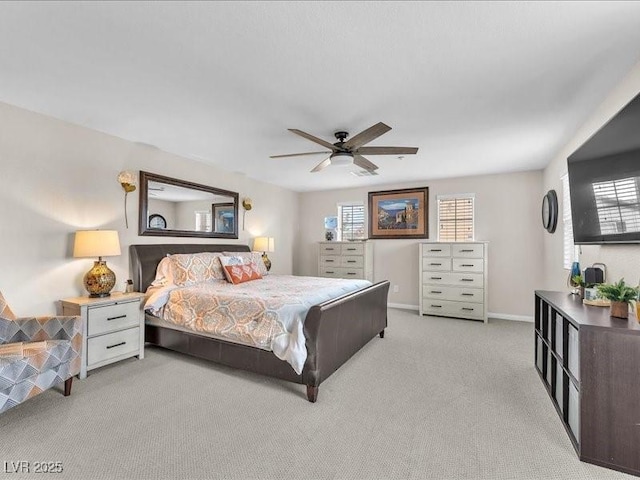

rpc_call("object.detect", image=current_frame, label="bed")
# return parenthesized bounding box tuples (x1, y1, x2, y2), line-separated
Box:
(130, 244, 390, 402)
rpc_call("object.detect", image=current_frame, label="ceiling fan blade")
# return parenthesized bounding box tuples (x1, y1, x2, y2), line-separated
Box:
(289, 129, 339, 151)
(353, 155, 379, 172)
(310, 156, 332, 173)
(270, 151, 331, 159)
(343, 122, 391, 149)
(356, 146, 419, 155)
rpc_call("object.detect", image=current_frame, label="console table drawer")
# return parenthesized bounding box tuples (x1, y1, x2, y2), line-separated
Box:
(87, 327, 139, 367)
(87, 301, 140, 337)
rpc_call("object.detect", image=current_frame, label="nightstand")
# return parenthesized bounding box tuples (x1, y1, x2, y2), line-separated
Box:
(60, 292, 145, 379)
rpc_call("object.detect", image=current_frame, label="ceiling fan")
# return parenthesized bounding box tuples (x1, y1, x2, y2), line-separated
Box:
(270, 122, 418, 174)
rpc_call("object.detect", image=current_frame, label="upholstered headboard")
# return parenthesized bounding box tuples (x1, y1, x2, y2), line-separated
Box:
(129, 244, 251, 293)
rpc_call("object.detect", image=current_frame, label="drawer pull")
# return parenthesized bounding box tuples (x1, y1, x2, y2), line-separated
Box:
(461, 293, 474, 296)
(462, 308, 475, 311)
(346, 248, 356, 251)
(460, 249, 474, 252)
(429, 263, 442, 266)
(430, 290, 442, 294)
(430, 277, 442, 280)
(106, 341, 126, 350)
(461, 278, 474, 282)
(430, 305, 442, 308)
(326, 259, 335, 263)
(347, 272, 357, 276)
(347, 260, 357, 263)
(430, 249, 442, 252)
(326, 248, 335, 251)
(325, 271, 335, 274)
(107, 315, 127, 321)
(461, 264, 474, 267)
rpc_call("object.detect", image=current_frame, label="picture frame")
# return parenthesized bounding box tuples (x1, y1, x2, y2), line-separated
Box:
(213, 203, 235, 234)
(368, 187, 429, 239)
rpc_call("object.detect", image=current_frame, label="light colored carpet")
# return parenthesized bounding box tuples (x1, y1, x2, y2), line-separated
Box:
(0, 309, 633, 480)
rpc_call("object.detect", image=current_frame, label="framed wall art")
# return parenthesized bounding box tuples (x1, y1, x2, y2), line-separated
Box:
(368, 187, 429, 239)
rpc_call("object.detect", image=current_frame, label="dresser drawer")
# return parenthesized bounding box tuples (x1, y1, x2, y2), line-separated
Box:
(87, 327, 140, 367)
(452, 243, 484, 258)
(422, 285, 483, 303)
(320, 244, 341, 254)
(422, 271, 484, 288)
(421, 244, 451, 257)
(320, 255, 341, 266)
(421, 299, 484, 320)
(341, 268, 364, 279)
(319, 267, 341, 278)
(452, 258, 484, 273)
(341, 256, 364, 268)
(341, 243, 364, 255)
(87, 300, 140, 337)
(422, 257, 451, 271)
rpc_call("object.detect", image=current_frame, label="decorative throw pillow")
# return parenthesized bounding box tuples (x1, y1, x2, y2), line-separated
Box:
(150, 256, 175, 287)
(0, 291, 16, 320)
(219, 256, 263, 285)
(169, 252, 226, 286)
(222, 251, 268, 276)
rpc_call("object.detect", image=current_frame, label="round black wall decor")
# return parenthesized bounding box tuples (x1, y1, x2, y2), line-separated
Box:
(542, 190, 558, 233)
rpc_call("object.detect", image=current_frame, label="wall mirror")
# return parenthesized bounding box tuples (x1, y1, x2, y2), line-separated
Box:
(139, 171, 239, 238)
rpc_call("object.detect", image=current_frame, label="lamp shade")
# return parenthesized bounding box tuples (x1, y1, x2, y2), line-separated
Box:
(73, 230, 121, 258)
(253, 237, 274, 253)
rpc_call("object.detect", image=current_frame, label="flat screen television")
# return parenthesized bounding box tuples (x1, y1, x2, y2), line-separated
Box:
(567, 92, 640, 244)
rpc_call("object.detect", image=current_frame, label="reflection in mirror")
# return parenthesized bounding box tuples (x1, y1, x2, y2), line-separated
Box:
(139, 171, 239, 238)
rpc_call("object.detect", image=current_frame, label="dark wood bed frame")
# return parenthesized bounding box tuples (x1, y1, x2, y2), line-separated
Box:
(130, 244, 389, 402)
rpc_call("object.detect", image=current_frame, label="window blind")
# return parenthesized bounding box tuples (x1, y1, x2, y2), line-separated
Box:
(437, 195, 474, 242)
(592, 177, 640, 235)
(338, 203, 365, 241)
(561, 174, 578, 269)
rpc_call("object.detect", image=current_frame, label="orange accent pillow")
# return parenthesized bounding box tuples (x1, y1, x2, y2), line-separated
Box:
(219, 256, 263, 285)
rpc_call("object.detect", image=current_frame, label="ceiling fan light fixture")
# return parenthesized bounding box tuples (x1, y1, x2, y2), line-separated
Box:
(330, 151, 353, 167)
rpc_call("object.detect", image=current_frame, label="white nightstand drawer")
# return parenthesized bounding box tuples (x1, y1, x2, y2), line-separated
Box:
(421, 244, 451, 257)
(320, 244, 341, 254)
(87, 301, 140, 337)
(421, 300, 484, 320)
(422, 285, 483, 303)
(341, 243, 364, 255)
(452, 243, 484, 258)
(452, 258, 484, 273)
(422, 272, 484, 288)
(87, 327, 140, 367)
(341, 256, 364, 268)
(422, 257, 451, 271)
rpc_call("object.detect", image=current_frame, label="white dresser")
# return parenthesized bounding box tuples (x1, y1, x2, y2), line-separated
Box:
(318, 241, 373, 281)
(419, 242, 488, 322)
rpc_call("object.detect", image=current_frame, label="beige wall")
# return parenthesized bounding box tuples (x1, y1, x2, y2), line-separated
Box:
(296, 171, 543, 318)
(542, 62, 640, 291)
(0, 101, 298, 315)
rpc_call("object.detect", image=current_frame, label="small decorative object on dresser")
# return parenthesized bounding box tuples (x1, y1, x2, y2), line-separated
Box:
(595, 278, 639, 319)
(368, 187, 428, 239)
(419, 242, 488, 322)
(318, 241, 373, 281)
(73, 230, 121, 297)
(325, 231, 334, 241)
(60, 292, 145, 379)
(253, 237, 274, 272)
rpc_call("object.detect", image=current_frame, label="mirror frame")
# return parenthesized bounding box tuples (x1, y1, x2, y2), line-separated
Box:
(138, 171, 239, 239)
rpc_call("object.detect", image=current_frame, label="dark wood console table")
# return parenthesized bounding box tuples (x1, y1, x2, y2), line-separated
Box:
(534, 290, 640, 477)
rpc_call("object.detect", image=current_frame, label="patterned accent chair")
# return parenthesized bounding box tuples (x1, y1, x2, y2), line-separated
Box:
(0, 292, 82, 414)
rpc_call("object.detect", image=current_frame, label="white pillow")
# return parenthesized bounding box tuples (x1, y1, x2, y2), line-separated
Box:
(150, 256, 174, 288)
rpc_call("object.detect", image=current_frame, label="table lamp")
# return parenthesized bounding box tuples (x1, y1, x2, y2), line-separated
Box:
(73, 230, 121, 297)
(253, 237, 274, 272)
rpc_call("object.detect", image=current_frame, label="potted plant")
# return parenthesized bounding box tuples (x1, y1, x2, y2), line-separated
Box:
(571, 274, 585, 299)
(596, 278, 640, 319)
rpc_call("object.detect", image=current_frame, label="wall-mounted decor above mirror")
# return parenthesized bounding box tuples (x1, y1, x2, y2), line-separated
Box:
(139, 171, 239, 238)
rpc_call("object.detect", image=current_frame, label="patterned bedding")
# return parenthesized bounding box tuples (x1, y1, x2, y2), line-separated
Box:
(145, 275, 371, 374)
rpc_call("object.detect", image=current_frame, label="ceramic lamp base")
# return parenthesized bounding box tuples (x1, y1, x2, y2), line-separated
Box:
(84, 260, 116, 297)
(262, 253, 272, 272)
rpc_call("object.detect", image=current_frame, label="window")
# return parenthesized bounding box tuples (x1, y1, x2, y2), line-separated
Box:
(337, 202, 365, 241)
(562, 174, 579, 269)
(592, 177, 640, 235)
(194, 211, 212, 232)
(437, 194, 474, 241)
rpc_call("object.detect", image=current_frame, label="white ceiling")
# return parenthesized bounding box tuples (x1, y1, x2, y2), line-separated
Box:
(1, 1, 640, 192)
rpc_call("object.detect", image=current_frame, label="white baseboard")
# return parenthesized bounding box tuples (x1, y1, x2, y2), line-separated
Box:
(488, 312, 534, 323)
(388, 302, 420, 311)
